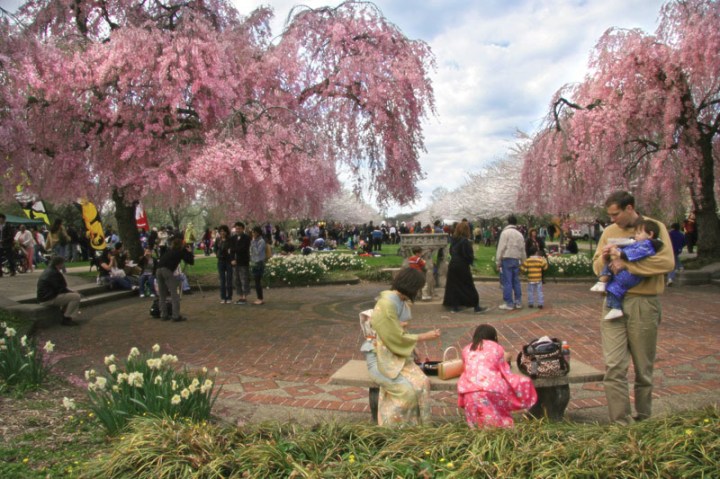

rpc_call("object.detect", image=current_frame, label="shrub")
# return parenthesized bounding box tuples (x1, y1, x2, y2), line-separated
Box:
(84, 406, 719, 478)
(0, 322, 53, 392)
(84, 345, 220, 435)
(546, 254, 594, 277)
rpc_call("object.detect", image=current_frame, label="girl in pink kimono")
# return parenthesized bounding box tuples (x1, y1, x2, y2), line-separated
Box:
(457, 324, 537, 428)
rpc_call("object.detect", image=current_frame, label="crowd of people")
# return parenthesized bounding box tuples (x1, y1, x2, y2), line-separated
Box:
(362, 190, 681, 430)
(0, 192, 699, 428)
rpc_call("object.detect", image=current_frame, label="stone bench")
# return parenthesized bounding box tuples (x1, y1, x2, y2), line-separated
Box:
(379, 267, 402, 277)
(330, 359, 604, 422)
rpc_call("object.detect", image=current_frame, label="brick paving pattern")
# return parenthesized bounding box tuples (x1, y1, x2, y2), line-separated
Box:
(31, 280, 720, 424)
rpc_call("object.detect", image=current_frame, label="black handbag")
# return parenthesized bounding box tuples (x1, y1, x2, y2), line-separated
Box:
(517, 337, 569, 379)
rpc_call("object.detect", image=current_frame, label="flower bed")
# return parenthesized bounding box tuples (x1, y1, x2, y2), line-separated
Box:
(546, 254, 594, 277)
(265, 253, 364, 285)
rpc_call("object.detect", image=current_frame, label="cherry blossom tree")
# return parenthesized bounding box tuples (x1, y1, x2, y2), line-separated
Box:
(417, 145, 523, 224)
(320, 189, 382, 224)
(1, 1, 434, 258)
(519, 0, 720, 258)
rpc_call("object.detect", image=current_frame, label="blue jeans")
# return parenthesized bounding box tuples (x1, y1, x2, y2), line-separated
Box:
(668, 253, 682, 282)
(500, 258, 522, 306)
(139, 273, 156, 296)
(527, 281, 543, 306)
(218, 260, 233, 301)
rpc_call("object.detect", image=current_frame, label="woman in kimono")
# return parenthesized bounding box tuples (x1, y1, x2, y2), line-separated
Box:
(369, 267, 441, 427)
(457, 324, 537, 428)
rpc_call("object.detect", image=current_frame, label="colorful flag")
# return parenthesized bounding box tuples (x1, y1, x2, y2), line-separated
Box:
(135, 201, 149, 231)
(15, 189, 51, 225)
(76, 198, 106, 251)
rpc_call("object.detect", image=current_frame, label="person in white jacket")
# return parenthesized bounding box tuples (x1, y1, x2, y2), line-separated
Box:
(15, 224, 35, 272)
(495, 215, 527, 310)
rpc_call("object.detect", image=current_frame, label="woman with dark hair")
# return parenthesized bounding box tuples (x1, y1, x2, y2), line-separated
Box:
(443, 221, 488, 313)
(215, 225, 234, 304)
(525, 228, 546, 258)
(456, 324, 537, 428)
(249, 225, 267, 305)
(46, 218, 70, 261)
(367, 267, 441, 426)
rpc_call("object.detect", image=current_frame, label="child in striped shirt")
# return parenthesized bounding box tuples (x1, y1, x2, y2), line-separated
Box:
(521, 245, 548, 308)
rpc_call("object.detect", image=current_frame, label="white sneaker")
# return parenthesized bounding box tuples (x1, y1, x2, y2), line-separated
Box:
(604, 308, 624, 320)
(139, 294, 145, 298)
(590, 282, 606, 292)
(498, 304, 515, 311)
(514, 304, 523, 310)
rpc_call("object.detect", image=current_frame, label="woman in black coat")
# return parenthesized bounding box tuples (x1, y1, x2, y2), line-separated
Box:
(443, 222, 488, 313)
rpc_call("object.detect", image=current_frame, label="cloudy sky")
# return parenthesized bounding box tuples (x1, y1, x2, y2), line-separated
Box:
(5, 0, 667, 213)
(235, 0, 667, 214)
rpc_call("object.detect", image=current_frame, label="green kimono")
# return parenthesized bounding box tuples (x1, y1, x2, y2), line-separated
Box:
(371, 290, 431, 426)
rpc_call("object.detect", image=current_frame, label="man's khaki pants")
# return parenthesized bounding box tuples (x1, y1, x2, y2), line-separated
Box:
(601, 295, 661, 424)
(42, 292, 82, 319)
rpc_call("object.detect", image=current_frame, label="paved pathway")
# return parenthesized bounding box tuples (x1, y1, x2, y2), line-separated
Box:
(7, 272, 715, 426)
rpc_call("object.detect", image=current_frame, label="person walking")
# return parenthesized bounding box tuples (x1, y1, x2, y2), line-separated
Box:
(443, 221, 488, 313)
(495, 215, 526, 310)
(593, 191, 674, 425)
(15, 224, 35, 273)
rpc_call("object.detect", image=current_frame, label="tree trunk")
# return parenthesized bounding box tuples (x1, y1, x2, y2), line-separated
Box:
(168, 207, 181, 231)
(693, 135, 720, 260)
(112, 189, 142, 261)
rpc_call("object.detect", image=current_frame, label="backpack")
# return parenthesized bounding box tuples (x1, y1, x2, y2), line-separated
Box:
(150, 298, 172, 318)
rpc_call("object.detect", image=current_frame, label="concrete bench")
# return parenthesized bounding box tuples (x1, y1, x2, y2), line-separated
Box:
(330, 359, 604, 422)
(379, 267, 402, 277)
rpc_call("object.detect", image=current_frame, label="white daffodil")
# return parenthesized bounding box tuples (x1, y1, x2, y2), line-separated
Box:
(43, 341, 55, 353)
(62, 397, 76, 410)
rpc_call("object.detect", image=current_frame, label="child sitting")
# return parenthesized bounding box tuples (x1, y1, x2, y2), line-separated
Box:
(521, 245, 548, 309)
(406, 246, 427, 273)
(590, 220, 664, 320)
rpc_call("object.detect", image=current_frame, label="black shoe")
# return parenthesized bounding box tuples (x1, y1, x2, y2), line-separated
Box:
(183, 290, 193, 295)
(473, 306, 488, 314)
(172, 316, 187, 322)
(538, 305, 544, 309)
(528, 304, 534, 308)
(61, 317, 79, 326)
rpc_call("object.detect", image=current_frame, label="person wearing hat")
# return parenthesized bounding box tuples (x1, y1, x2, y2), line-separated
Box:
(37, 256, 82, 326)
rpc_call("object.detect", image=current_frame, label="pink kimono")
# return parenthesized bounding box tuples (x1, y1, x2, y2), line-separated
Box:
(457, 341, 537, 428)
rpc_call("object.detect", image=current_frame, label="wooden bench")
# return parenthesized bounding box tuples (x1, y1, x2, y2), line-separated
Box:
(330, 359, 604, 422)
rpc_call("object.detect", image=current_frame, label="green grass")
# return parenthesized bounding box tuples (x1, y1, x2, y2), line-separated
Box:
(82, 407, 720, 478)
(0, 380, 109, 479)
